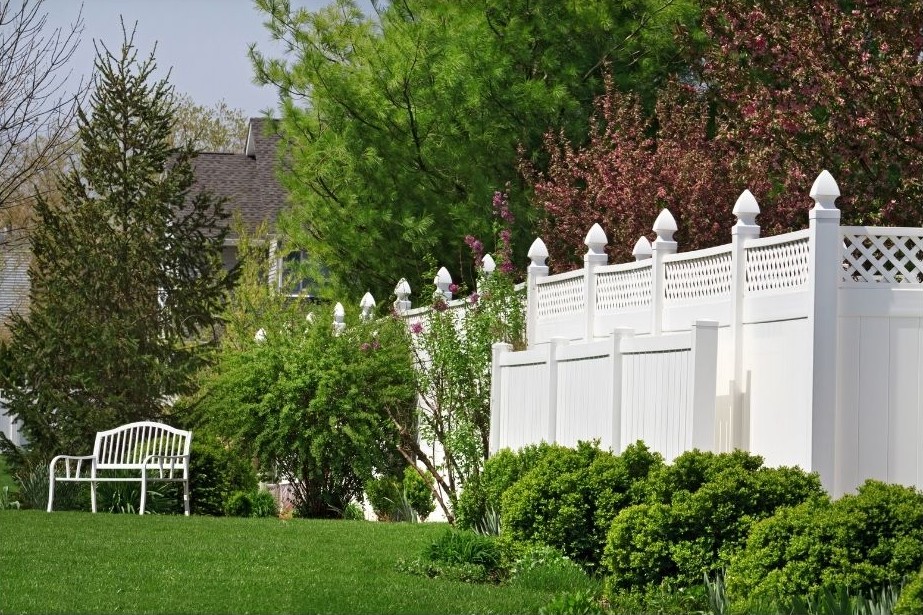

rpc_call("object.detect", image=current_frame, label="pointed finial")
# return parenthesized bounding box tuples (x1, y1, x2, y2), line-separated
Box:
(434, 267, 453, 300)
(393, 278, 412, 313)
(653, 209, 678, 243)
(632, 236, 652, 261)
(360, 292, 376, 321)
(254, 328, 266, 343)
(584, 223, 608, 257)
(333, 302, 346, 334)
(809, 170, 840, 210)
(733, 189, 760, 227)
(482, 254, 496, 275)
(528, 238, 548, 268)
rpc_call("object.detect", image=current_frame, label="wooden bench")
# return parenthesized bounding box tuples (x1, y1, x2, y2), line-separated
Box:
(47, 421, 192, 515)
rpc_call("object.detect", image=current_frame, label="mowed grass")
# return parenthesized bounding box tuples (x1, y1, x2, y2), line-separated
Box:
(0, 511, 555, 614)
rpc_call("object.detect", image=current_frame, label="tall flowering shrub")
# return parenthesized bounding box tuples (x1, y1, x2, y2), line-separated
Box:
(397, 191, 526, 523)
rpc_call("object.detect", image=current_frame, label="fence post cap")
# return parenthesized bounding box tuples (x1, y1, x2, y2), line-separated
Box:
(632, 236, 652, 260)
(482, 254, 496, 274)
(394, 277, 411, 299)
(528, 237, 549, 266)
(434, 267, 452, 286)
(733, 189, 760, 219)
(809, 170, 840, 209)
(584, 223, 608, 255)
(653, 208, 678, 242)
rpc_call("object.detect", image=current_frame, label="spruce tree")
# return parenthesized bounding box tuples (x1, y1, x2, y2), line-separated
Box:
(2, 29, 232, 456)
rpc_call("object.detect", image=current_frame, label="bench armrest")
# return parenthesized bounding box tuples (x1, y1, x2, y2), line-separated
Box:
(141, 454, 190, 478)
(49, 455, 96, 479)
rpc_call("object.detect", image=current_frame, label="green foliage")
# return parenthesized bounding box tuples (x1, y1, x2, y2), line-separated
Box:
(538, 590, 603, 615)
(2, 29, 231, 458)
(250, 0, 700, 299)
(896, 568, 923, 615)
(0, 485, 20, 510)
(605, 583, 707, 615)
(604, 449, 823, 596)
(365, 475, 409, 522)
(457, 442, 560, 531)
(725, 480, 923, 612)
(224, 489, 277, 518)
(423, 528, 504, 582)
(401, 236, 526, 522)
(191, 243, 417, 519)
(181, 434, 258, 516)
(502, 441, 662, 569)
(510, 544, 601, 596)
(403, 466, 435, 522)
(342, 501, 365, 521)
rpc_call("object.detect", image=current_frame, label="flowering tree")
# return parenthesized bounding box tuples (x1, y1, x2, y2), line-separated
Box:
(528, 0, 923, 270)
(390, 191, 525, 523)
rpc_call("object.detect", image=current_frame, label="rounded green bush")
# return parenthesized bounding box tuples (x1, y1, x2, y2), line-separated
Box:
(603, 449, 823, 594)
(403, 466, 435, 521)
(725, 480, 923, 612)
(224, 490, 253, 517)
(185, 434, 258, 516)
(251, 489, 278, 518)
(456, 442, 563, 531)
(502, 441, 662, 569)
(895, 567, 923, 615)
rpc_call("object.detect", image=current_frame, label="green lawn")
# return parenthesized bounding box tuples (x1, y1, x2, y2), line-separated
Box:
(0, 511, 556, 614)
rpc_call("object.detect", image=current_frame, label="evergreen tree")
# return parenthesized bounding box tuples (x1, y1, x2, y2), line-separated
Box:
(2, 28, 232, 457)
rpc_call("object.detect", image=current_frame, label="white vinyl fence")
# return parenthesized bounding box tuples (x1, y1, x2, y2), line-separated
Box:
(491, 171, 923, 496)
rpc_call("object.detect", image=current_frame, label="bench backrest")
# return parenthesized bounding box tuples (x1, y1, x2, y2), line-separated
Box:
(93, 421, 192, 470)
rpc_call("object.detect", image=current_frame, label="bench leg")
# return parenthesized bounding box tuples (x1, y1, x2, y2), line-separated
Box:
(140, 471, 146, 515)
(47, 470, 54, 513)
(183, 479, 190, 516)
(91, 480, 97, 513)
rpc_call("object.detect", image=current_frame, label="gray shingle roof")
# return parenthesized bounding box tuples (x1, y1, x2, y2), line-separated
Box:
(190, 118, 287, 237)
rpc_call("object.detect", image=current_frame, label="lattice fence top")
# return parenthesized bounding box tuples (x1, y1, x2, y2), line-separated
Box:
(664, 248, 733, 302)
(596, 263, 653, 311)
(536, 271, 586, 319)
(745, 233, 811, 293)
(841, 228, 923, 285)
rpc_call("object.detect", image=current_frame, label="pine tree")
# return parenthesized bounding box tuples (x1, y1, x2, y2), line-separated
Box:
(2, 28, 232, 456)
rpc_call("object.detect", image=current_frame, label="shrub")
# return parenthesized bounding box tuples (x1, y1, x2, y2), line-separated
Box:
(224, 489, 277, 518)
(365, 475, 405, 521)
(427, 528, 503, 572)
(501, 441, 662, 569)
(342, 501, 365, 520)
(183, 435, 258, 516)
(603, 449, 822, 596)
(456, 442, 563, 531)
(896, 568, 923, 615)
(725, 480, 923, 611)
(403, 466, 435, 521)
(538, 590, 603, 615)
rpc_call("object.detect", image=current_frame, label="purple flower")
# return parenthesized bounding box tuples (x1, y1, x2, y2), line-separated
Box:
(360, 342, 371, 352)
(469, 292, 479, 305)
(500, 261, 515, 274)
(410, 322, 423, 334)
(372, 340, 381, 350)
(433, 299, 448, 312)
(448, 283, 459, 294)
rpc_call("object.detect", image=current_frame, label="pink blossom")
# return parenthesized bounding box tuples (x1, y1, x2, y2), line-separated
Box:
(469, 292, 479, 305)
(410, 322, 423, 334)
(448, 283, 459, 294)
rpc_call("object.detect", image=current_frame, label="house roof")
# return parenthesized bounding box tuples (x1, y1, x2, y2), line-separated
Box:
(190, 118, 287, 237)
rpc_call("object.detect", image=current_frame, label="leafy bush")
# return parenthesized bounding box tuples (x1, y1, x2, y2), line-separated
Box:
(426, 528, 503, 572)
(403, 466, 435, 521)
(725, 480, 923, 611)
(538, 590, 603, 615)
(603, 449, 823, 596)
(502, 441, 662, 569)
(896, 568, 923, 615)
(456, 442, 562, 531)
(182, 435, 258, 516)
(342, 501, 365, 520)
(225, 489, 278, 518)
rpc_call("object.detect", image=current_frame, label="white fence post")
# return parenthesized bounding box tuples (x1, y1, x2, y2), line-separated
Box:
(547, 337, 569, 443)
(808, 170, 842, 491)
(333, 302, 346, 334)
(526, 238, 549, 348)
(633, 237, 652, 261)
(690, 319, 720, 450)
(609, 327, 635, 453)
(434, 267, 453, 300)
(360, 292, 376, 321)
(651, 210, 678, 335)
(584, 224, 608, 340)
(730, 190, 761, 450)
(489, 342, 513, 455)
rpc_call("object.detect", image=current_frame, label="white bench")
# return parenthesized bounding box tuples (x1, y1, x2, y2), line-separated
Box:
(47, 421, 192, 515)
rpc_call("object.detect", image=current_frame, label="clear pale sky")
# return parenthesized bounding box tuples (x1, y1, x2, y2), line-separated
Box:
(42, 0, 369, 118)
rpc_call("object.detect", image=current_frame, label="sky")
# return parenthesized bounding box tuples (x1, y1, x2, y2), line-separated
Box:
(41, 0, 370, 119)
